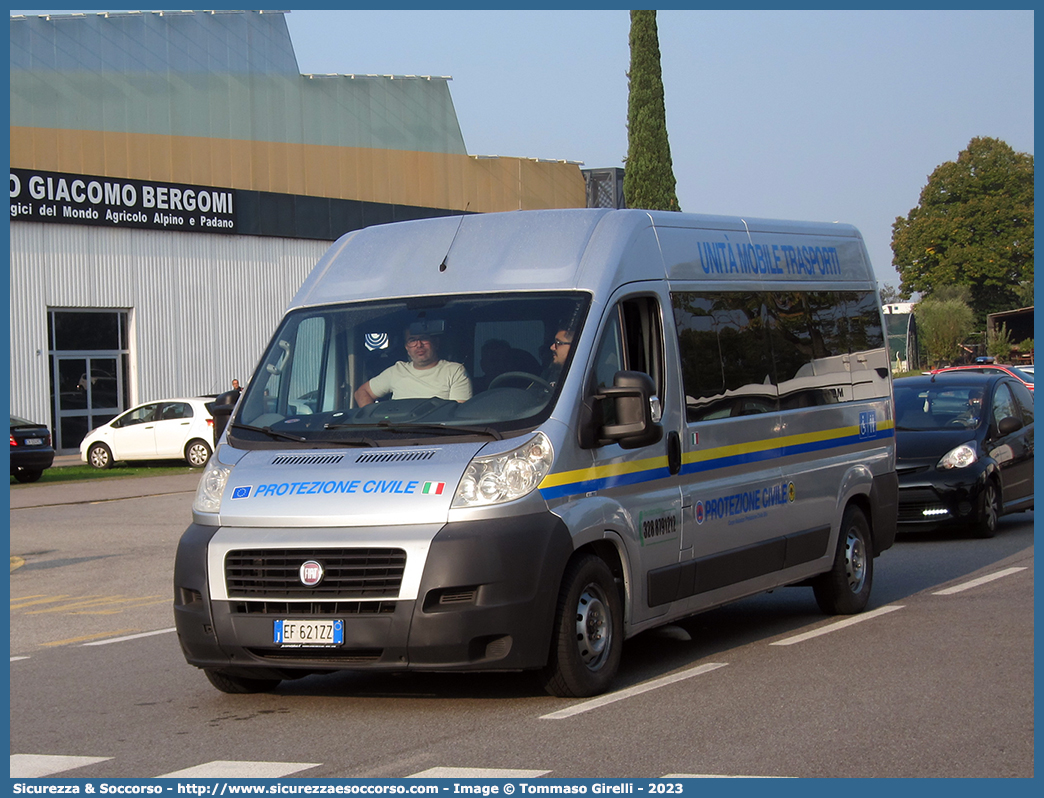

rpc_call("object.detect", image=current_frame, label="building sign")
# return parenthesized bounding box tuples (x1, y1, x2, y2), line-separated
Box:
(10, 168, 237, 234)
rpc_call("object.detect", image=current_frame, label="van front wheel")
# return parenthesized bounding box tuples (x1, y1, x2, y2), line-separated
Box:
(813, 506, 873, 615)
(540, 554, 623, 698)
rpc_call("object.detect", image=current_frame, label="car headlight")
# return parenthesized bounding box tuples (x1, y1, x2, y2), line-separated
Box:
(938, 443, 977, 470)
(452, 432, 554, 508)
(193, 461, 232, 513)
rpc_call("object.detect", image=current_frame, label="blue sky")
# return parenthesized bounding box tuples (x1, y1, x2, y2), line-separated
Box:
(12, 8, 1035, 289)
(280, 8, 1034, 289)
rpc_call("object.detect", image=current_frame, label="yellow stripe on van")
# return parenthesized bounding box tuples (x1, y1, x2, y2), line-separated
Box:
(538, 417, 893, 501)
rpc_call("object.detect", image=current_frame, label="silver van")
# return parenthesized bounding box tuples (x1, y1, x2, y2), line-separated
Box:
(174, 209, 898, 697)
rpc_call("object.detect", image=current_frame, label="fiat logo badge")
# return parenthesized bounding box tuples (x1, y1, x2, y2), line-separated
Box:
(299, 560, 324, 587)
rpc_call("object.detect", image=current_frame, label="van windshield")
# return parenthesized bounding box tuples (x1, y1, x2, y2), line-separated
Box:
(231, 292, 588, 445)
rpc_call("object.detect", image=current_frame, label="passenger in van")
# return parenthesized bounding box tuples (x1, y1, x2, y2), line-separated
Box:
(544, 328, 574, 386)
(353, 328, 472, 406)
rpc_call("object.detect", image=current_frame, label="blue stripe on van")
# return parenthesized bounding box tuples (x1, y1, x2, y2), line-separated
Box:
(537, 425, 893, 501)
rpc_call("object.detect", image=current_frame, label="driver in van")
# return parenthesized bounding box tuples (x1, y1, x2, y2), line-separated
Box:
(353, 324, 472, 407)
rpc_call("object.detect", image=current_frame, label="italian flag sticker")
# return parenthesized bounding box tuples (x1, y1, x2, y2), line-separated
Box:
(422, 481, 445, 495)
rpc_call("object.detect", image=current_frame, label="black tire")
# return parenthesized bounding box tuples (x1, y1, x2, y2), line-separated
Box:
(540, 554, 623, 698)
(13, 468, 43, 484)
(972, 480, 1001, 538)
(813, 506, 873, 615)
(204, 669, 281, 694)
(87, 442, 113, 469)
(185, 439, 212, 468)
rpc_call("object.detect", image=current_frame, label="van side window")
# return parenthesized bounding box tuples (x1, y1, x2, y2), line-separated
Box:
(593, 296, 664, 396)
(672, 292, 776, 421)
(672, 289, 887, 421)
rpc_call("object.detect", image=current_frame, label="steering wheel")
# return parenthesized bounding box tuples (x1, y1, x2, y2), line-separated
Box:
(488, 371, 552, 393)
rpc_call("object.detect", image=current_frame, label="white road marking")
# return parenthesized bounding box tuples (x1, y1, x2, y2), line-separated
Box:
(156, 760, 321, 778)
(933, 567, 1027, 595)
(410, 768, 550, 778)
(10, 656, 30, 662)
(769, 604, 904, 646)
(540, 662, 728, 720)
(10, 754, 111, 777)
(83, 627, 177, 646)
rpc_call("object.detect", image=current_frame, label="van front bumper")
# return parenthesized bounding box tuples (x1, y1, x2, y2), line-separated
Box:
(173, 511, 573, 679)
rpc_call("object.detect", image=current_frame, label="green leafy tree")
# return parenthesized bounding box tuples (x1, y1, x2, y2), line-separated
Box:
(624, 10, 681, 211)
(892, 137, 1034, 322)
(878, 283, 903, 304)
(915, 296, 976, 368)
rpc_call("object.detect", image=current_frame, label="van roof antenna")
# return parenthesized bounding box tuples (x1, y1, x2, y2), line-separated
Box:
(439, 204, 469, 272)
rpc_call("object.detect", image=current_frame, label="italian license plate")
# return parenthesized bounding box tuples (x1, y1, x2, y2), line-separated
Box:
(274, 619, 344, 646)
(25, 438, 42, 446)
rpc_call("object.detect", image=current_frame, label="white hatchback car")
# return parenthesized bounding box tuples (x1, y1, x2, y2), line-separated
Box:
(80, 397, 215, 469)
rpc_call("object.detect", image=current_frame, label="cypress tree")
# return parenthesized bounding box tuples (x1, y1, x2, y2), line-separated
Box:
(624, 10, 681, 211)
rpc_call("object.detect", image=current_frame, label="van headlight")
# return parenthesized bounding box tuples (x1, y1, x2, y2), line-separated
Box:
(194, 461, 232, 513)
(453, 432, 554, 507)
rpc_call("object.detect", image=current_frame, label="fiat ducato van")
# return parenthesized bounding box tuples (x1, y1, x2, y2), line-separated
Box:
(174, 208, 898, 697)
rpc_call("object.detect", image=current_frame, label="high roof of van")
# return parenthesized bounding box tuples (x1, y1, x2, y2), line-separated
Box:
(288, 208, 873, 310)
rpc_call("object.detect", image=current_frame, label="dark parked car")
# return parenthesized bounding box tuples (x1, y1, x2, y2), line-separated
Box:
(10, 415, 55, 483)
(895, 373, 1034, 537)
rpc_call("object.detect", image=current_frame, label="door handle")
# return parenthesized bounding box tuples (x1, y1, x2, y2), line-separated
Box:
(667, 431, 682, 475)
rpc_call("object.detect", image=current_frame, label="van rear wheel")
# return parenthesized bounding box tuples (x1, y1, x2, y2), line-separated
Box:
(813, 505, 873, 615)
(540, 554, 622, 698)
(204, 669, 281, 694)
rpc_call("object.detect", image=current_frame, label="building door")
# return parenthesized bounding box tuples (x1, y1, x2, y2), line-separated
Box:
(49, 310, 130, 453)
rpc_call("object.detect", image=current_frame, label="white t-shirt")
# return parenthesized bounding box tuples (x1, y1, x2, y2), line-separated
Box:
(368, 360, 472, 402)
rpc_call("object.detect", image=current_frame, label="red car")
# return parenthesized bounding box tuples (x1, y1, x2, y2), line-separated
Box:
(931, 363, 1034, 392)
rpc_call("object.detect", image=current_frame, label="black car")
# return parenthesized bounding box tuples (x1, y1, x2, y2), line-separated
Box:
(894, 373, 1034, 537)
(10, 414, 55, 483)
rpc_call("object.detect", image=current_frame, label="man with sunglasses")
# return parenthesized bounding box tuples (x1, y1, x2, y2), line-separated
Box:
(354, 326, 471, 407)
(544, 328, 574, 386)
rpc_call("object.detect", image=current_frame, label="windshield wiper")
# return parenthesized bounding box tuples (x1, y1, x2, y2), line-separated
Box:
(229, 422, 308, 442)
(231, 421, 380, 447)
(324, 421, 503, 440)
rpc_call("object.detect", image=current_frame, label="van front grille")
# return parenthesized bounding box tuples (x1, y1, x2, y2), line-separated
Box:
(225, 548, 406, 599)
(232, 601, 398, 616)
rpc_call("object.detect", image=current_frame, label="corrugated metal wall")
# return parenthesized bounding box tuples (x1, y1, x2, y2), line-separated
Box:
(10, 223, 328, 445)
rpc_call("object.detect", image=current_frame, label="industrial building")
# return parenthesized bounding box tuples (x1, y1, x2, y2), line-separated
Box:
(10, 9, 599, 452)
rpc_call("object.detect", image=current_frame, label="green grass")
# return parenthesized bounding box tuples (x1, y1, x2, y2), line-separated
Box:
(11, 462, 202, 485)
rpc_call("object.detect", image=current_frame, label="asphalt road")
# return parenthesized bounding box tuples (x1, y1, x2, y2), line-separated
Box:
(8, 474, 1035, 779)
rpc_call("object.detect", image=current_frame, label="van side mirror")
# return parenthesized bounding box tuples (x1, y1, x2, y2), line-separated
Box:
(579, 370, 664, 450)
(206, 390, 240, 443)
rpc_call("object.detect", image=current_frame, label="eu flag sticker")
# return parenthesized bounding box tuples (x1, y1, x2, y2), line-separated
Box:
(231, 486, 252, 499)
